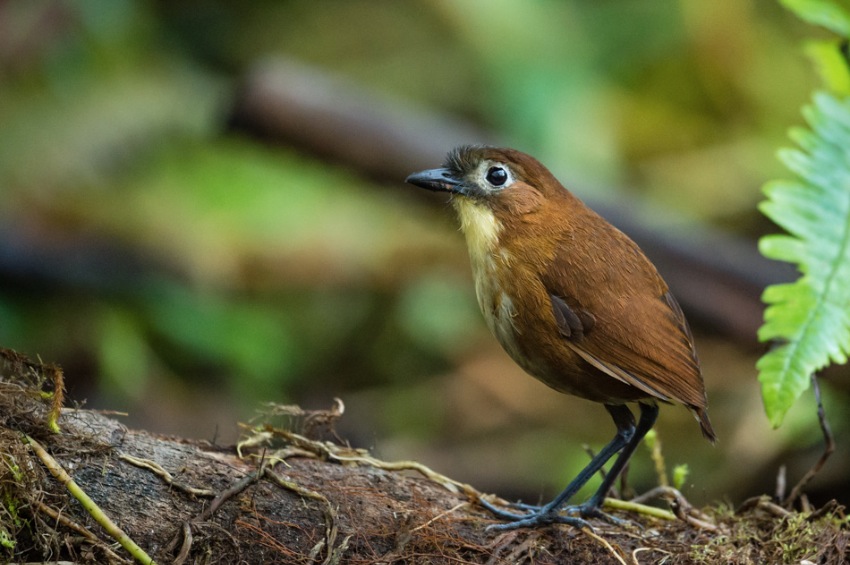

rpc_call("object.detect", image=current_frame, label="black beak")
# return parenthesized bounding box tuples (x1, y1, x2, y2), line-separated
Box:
(405, 168, 462, 194)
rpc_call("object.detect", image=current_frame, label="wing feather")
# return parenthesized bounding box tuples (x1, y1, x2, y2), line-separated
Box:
(542, 222, 708, 417)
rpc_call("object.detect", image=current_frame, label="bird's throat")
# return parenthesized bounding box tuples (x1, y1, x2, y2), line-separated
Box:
(452, 197, 501, 258)
(453, 196, 527, 371)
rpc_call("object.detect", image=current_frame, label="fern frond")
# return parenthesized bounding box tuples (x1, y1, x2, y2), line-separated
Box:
(757, 91, 850, 428)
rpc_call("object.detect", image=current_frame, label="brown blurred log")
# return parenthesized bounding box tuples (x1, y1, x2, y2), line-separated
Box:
(227, 58, 486, 185)
(229, 57, 797, 345)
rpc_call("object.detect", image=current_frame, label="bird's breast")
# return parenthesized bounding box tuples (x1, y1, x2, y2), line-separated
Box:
(452, 197, 634, 402)
(474, 265, 524, 362)
(453, 198, 529, 368)
(473, 256, 565, 387)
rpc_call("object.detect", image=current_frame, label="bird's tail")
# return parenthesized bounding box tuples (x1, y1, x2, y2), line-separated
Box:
(691, 407, 717, 444)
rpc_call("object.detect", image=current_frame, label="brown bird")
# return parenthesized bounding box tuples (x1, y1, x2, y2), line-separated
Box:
(406, 146, 715, 530)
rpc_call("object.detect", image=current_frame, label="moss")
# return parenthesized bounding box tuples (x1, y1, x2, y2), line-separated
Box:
(690, 504, 848, 564)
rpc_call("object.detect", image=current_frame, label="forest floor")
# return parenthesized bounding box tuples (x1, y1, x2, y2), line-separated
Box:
(1, 348, 847, 564)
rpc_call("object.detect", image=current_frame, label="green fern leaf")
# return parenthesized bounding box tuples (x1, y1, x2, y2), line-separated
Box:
(757, 91, 850, 428)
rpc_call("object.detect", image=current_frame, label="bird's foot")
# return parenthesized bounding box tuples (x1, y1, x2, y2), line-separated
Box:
(479, 497, 541, 515)
(565, 502, 631, 527)
(481, 499, 627, 532)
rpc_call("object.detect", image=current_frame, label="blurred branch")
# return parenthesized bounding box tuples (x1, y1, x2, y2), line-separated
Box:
(229, 57, 796, 344)
(227, 57, 485, 184)
(0, 224, 177, 297)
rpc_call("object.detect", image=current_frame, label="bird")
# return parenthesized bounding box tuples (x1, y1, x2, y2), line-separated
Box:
(405, 145, 715, 530)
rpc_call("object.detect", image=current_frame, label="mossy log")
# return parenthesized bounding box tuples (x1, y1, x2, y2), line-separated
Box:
(0, 356, 847, 564)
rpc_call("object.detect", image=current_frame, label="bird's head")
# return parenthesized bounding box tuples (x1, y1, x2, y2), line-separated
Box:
(406, 145, 565, 205)
(406, 146, 576, 251)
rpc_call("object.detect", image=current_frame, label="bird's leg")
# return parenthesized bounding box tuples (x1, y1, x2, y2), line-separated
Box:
(481, 404, 637, 530)
(574, 402, 659, 520)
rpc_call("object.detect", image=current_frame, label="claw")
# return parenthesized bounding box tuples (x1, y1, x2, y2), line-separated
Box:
(485, 512, 591, 532)
(478, 497, 542, 520)
(511, 501, 542, 512)
(568, 503, 630, 527)
(481, 498, 631, 532)
(478, 498, 526, 521)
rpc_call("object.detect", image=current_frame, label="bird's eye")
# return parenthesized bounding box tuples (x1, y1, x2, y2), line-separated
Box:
(485, 166, 509, 187)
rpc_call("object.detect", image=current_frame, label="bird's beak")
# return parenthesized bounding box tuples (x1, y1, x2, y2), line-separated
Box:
(405, 168, 464, 194)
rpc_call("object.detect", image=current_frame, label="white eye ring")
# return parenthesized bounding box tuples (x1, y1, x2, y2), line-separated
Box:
(483, 163, 512, 188)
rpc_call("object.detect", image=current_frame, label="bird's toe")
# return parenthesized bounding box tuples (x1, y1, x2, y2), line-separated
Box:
(566, 503, 635, 528)
(484, 510, 591, 532)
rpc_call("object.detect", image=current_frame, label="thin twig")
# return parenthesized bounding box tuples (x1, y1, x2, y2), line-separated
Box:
(648, 433, 668, 488)
(34, 500, 130, 564)
(580, 527, 627, 565)
(737, 495, 792, 518)
(629, 486, 717, 530)
(619, 461, 632, 501)
(264, 467, 350, 565)
(807, 498, 841, 521)
(775, 464, 786, 502)
(236, 429, 275, 458)
(26, 435, 156, 564)
(172, 522, 193, 565)
(602, 498, 675, 521)
(632, 546, 670, 565)
(166, 457, 267, 554)
(498, 532, 543, 564)
(246, 424, 486, 501)
(783, 374, 835, 508)
(45, 364, 65, 433)
(200, 463, 266, 522)
(409, 502, 468, 533)
(119, 454, 216, 497)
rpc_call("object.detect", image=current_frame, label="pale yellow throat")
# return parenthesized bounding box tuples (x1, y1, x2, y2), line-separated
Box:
(453, 196, 505, 310)
(453, 196, 526, 367)
(452, 197, 501, 259)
